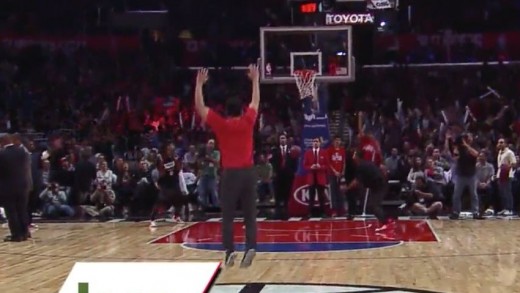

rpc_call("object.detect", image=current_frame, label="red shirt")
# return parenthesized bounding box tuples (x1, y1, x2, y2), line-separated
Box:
(206, 107, 257, 169)
(328, 146, 345, 175)
(359, 135, 382, 165)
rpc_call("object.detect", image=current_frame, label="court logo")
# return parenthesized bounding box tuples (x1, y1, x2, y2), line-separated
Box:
(212, 283, 444, 293)
(292, 184, 330, 206)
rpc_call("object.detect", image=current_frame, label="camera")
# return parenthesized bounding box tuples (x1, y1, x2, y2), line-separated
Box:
(98, 180, 107, 190)
(454, 133, 469, 147)
(49, 182, 58, 191)
(164, 161, 176, 175)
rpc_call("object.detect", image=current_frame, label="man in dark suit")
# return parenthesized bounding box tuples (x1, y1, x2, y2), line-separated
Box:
(271, 133, 298, 219)
(303, 137, 329, 217)
(72, 148, 97, 206)
(0, 134, 32, 242)
(14, 135, 39, 227)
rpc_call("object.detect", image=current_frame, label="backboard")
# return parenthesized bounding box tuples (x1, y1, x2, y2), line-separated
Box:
(260, 26, 355, 84)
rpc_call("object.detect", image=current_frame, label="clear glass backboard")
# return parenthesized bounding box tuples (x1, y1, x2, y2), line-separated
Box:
(260, 26, 355, 84)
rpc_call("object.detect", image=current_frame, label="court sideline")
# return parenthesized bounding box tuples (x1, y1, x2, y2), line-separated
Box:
(0, 220, 519, 293)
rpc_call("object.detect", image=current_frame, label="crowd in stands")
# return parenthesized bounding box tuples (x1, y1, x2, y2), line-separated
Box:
(0, 42, 304, 222)
(356, 63, 520, 217)
(2, 0, 520, 222)
(1, 39, 520, 222)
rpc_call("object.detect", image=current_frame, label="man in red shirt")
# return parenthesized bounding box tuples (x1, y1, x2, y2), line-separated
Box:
(194, 65, 259, 268)
(356, 111, 383, 218)
(327, 136, 346, 216)
(357, 112, 382, 166)
(303, 137, 329, 217)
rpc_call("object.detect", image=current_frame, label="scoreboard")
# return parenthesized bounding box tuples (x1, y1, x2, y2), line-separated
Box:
(290, 0, 398, 32)
(299, 2, 319, 13)
(294, 0, 396, 14)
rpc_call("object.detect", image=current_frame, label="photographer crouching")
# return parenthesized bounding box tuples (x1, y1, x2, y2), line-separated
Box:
(408, 175, 443, 219)
(89, 180, 116, 220)
(39, 182, 75, 219)
(449, 133, 481, 219)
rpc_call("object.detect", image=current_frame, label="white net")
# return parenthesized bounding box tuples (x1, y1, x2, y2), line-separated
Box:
(293, 70, 317, 100)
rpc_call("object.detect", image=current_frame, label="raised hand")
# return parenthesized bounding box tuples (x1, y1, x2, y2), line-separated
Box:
(247, 64, 259, 82)
(397, 98, 403, 109)
(196, 68, 209, 86)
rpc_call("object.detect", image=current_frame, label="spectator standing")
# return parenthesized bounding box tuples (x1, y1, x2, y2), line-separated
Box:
(450, 133, 480, 219)
(0, 134, 31, 242)
(256, 154, 273, 203)
(72, 149, 96, 205)
(183, 145, 198, 169)
(328, 136, 346, 216)
(197, 139, 220, 208)
(476, 152, 495, 216)
(496, 138, 516, 216)
(26, 140, 43, 225)
(270, 133, 297, 219)
(303, 137, 329, 217)
(384, 148, 400, 179)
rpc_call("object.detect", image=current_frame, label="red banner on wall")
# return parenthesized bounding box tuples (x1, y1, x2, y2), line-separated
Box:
(3, 31, 520, 62)
(179, 39, 255, 66)
(374, 31, 520, 60)
(0, 34, 141, 51)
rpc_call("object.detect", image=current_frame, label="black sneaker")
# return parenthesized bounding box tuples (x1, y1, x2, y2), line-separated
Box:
(240, 249, 256, 268)
(449, 213, 459, 220)
(224, 251, 237, 267)
(473, 213, 485, 220)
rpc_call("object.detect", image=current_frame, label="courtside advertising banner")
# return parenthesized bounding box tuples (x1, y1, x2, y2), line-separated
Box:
(288, 86, 332, 216)
(325, 13, 375, 25)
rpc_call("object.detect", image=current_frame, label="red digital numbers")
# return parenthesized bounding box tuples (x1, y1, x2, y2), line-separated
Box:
(300, 2, 317, 13)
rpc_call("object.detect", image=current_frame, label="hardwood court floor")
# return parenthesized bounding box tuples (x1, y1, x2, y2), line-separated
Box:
(0, 220, 519, 293)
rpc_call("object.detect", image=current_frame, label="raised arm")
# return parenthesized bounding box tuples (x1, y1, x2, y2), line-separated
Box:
(462, 138, 479, 158)
(358, 111, 365, 136)
(194, 68, 210, 123)
(248, 64, 260, 111)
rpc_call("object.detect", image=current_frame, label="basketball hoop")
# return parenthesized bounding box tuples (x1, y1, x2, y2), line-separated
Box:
(293, 69, 317, 100)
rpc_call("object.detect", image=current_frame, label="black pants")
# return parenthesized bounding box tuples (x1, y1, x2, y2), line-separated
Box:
(4, 193, 30, 238)
(365, 186, 387, 222)
(27, 189, 40, 224)
(478, 184, 498, 212)
(220, 167, 257, 252)
(346, 188, 358, 216)
(274, 176, 293, 217)
(150, 189, 187, 221)
(308, 184, 326, 216)
(133, 184, 157, 216)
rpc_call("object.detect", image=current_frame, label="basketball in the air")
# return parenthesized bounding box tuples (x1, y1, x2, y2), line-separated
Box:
(290, 145, 301, 158)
